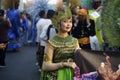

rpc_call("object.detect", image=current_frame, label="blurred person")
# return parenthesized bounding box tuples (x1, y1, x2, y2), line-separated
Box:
(20, 11, 29, 46)
(26, 14, 32, 44)
(73, 8, 100, 50)
(36, 10, 46, 46)
(0, 9, 11, 67)
(36, 10, 53, 71)
(72, 9, 91, 50)
(70, 7, 79, 35)
(36, 10, 46, 71)
(38, 9, 57, 71)
(88, 15, 100, 50)
(6, 9, 21, 51)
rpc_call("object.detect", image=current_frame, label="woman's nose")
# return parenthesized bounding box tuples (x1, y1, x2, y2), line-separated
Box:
(67, 24, 70, 27)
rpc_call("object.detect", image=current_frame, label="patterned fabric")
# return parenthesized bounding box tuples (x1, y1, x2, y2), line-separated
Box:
(81, 71, 98, 80)
(41, 35, 78, 80)
(51, 0, 72, 30)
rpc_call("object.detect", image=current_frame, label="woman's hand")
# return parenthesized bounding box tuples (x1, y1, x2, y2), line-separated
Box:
(63, 62, 77, 69)
(0, 43, 6, 49)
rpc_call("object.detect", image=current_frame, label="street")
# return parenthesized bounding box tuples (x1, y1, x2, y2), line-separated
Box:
(0, 45, 40, 80)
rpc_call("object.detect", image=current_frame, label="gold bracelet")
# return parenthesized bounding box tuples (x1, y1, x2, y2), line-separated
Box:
(57, 62, 64, 69)
(60, 62, 64, 68)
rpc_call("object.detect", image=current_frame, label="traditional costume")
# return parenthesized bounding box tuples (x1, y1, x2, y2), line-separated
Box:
(41, 35, 78, 80)
(6, 9, 21, 51)
(40, 0, 100, 80)
(41, 0, 79, 80)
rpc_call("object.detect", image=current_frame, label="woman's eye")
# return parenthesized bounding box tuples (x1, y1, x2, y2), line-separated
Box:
(69, 20, 72, 23)
(63, 21, 67, 22)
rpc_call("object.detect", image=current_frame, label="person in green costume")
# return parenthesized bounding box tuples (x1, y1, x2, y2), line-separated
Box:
(40, 1, 81, 80)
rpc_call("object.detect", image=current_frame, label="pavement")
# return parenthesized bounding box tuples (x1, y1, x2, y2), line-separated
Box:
(0, 45, 40, 80)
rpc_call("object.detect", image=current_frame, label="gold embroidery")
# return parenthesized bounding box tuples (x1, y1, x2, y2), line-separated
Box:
(46, 42, 55, 49)
(43, 54, 51, 62)
(78, 37, 90, 44)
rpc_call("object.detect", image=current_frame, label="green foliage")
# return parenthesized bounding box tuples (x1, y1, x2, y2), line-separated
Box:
(102, 0, 120, 47)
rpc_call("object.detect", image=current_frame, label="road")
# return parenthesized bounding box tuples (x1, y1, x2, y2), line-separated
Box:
(0, 45, 40, 80)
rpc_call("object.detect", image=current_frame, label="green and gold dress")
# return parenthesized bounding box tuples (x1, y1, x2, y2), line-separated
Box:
(41, 35, 79, 80)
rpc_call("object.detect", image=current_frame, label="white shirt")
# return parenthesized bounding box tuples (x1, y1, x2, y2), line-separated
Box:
(40, 19, 57, 46)
(36, 18, 52, 43)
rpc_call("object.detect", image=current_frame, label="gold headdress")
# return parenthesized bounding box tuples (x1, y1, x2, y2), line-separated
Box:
(51, 0, 72, 30)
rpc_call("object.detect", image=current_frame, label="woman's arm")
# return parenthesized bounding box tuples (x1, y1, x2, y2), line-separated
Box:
(75, 39, 81, 51)
(42, 43, 63, 71)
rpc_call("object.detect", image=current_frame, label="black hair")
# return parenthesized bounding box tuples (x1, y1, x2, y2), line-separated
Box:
(47, 10, 55, 19)
(71, 7, 78, 15)
(0, 9, 5, 16)
(39, 10, 45, 18)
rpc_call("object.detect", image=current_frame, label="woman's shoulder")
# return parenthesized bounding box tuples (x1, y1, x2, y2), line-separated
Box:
(46, 35, 58, 48)
(48, 35, 58, 43)
(68, 36, 78, 42)
(48, 35, 78, 46)
(69, 35, 77, 39)
(49, 35, 77, 41)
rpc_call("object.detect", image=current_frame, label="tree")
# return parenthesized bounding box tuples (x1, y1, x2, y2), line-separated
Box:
(102, 0, 120, 48)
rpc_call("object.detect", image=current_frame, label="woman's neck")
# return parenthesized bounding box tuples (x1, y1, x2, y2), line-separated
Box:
(57, 32, 68, 38)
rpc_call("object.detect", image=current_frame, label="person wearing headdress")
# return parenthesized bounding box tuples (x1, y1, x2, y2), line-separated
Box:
(72, 9, 95, 50)
(40, 0, 81, 80)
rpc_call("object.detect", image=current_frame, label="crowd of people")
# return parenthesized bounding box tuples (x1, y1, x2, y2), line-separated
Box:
(0, 3, 102, 80)
(35, 2, 120, 80)
(36, 2, 102, 80)
(0, 8, 37, 68)
(0, 0, 120, 80)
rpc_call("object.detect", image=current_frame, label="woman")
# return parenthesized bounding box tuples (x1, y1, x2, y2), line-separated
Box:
(40, 8, 80, 80)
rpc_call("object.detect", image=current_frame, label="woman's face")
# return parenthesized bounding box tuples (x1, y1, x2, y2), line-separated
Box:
(60, 18, 72, 33)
